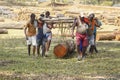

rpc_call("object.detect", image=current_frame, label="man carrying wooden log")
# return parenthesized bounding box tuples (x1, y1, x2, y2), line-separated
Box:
(43, 11, 54, 57)
(71, 15, 88, 61)
(36, 14, 45, 57)
(24, 13, 37, 56)
(87, 13, 101, 54)
(93, 17, 102, 53)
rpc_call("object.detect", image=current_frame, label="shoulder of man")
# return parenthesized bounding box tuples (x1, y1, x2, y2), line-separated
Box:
(38, 18, 44, 23)
(25, 21, 30, 28)
(94, 18, 102, 27)
(74, 17, 80, 25)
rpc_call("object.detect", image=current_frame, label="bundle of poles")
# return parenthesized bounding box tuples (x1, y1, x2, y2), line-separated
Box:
(42, 17, 74, 24)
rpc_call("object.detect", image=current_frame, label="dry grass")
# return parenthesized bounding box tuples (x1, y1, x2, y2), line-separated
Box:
(0, 37, 120, 80)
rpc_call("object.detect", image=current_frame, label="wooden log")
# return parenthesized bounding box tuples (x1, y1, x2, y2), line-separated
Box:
(0, 29, 8, 34)
(0, 23, 23, 29)
(97, 33, 116, 41)
(43, 17, 74, 21)
(53, 40, 75, 58)
(43, 18, 74, 24)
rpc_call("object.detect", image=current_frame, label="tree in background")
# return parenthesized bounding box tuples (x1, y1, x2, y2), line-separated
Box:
(112, 0, 120, 5)
(97, 0, 101, 4)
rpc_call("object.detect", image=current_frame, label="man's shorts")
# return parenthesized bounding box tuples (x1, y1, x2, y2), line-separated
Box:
(27, 35, 37, 46)
(36, 38, 43, 46)
(36, 28, 44, 46)
(76, 32, 88, 47)
(88, 35, 95, 45)
(45, 32, 52, 41)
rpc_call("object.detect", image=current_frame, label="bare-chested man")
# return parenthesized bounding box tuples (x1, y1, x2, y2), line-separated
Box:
(72, 16, 88, 61)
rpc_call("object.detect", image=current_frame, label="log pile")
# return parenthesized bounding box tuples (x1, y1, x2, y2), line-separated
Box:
(64, 10, 119, 26)
(7, 5, 120, 27)
(100, 14, 115, 25)
(12, 8, 41, 21)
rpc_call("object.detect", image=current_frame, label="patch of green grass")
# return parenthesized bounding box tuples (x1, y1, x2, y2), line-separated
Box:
(0, 38, 120, 80)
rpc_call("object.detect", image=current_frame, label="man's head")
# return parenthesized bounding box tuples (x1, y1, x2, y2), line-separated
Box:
(80, 12, 84, 18)
(80, 17, 84, 23)
(79, 12, 86, 22)
(30, 13, 36, 21)
(40, 14, 44, 18)
(88, 13, 95, 20)
(45, 11, 50, 18)
(39, 13, 44, 21)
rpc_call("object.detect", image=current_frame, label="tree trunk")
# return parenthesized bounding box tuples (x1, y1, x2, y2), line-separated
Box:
(112, 0, 115, 5)
(53, 40, 76, 58)
(97, 0, 100, 5)
(112, 0, 119, 5)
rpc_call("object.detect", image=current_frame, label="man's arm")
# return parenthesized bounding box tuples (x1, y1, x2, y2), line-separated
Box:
(71, 18, 77, 39)
(24, 24, 28, 40)
(47, 24, 53, 29)
(46, 21, 54, 29)
(94, 18, 102, 27)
